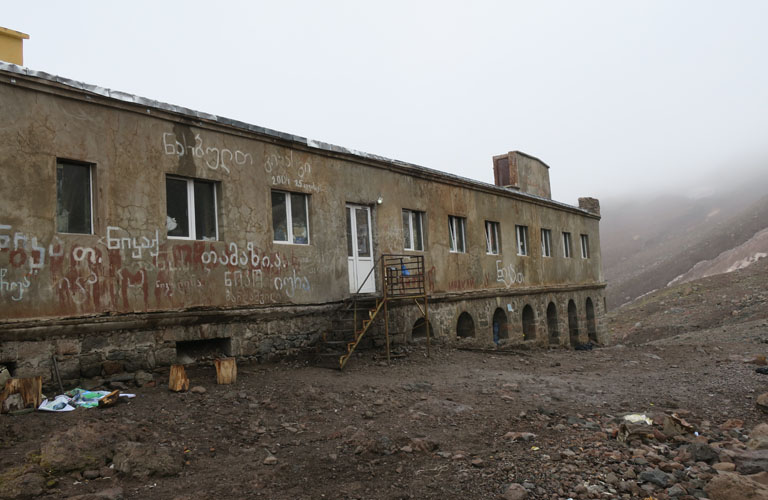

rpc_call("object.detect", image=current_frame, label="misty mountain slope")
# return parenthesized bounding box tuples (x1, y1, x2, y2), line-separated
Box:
(607, 256, 768, 345)
(602, 188, 768, 308)
(669, 227, 768, 285)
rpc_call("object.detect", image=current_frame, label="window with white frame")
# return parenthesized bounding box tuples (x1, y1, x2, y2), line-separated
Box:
(448, 215, 466, 253)
(563, 232, 572, 258)
(580, 234, 590, 258)
(166, 176, 218, 240)
(485, 220, 500, 255)
(515, 225, 528, 256)
(272, 191, 310, 244)
(56, 160, 93, 234)
(541, 228, 552, 257)
(402, 209, 424, 251)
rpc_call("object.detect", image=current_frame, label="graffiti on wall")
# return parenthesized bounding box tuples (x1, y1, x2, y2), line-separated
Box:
(496, 260, 524, 288)
(162, 132, 254, 174)
(0, 221, 312, 316)
(264, 149, 323, 193)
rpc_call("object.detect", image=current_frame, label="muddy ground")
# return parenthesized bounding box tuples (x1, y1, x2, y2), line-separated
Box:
(2, 315, 768, 499)
(3, 261, 768, 499)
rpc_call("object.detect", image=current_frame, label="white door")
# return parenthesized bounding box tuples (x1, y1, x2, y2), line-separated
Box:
(346, 204, 375, 294)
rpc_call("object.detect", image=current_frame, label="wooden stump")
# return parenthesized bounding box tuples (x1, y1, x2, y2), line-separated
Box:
(215, 358, 237, 385)
(169, 365, 190, 392)
(0, 376, 42, 413)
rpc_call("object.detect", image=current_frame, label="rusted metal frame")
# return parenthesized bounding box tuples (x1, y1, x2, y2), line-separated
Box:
(340, 298, 385, 370)
(425, 294, 430, 357)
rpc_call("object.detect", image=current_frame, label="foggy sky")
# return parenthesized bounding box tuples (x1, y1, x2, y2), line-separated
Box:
(5, 1, 768, 205)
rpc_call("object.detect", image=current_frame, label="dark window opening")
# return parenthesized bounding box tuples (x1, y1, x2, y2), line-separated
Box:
(56, 160, 92, 234)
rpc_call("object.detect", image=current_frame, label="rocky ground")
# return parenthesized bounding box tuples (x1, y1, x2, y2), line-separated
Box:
(2, 261, 768, 499)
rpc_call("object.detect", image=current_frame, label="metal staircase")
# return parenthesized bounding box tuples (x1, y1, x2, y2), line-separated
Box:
(316, 254, 431, 370)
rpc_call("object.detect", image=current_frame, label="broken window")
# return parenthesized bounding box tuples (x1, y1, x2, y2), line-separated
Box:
(515, 225, 528, 256)
(448, 215, 466, 253)
(272, 191, 310, 244)
(580, 234, 590, 259)
(485, 220, 500, 255)
(541, 228, 552, 257)
(402, 209, 424, 251)
(56, 160, 93, 234)
(563, 232, 572, 258)
(166, 176, 218, 240)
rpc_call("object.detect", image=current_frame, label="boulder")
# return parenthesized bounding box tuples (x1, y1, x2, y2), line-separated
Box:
(502, 483, 528, 500)
(40, 422, 126, 472)
(112, 441, 182, 479)
(705, 472, 768, 500)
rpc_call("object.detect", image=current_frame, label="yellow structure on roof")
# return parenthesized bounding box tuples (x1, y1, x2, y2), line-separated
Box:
(0, 26, 29, 65)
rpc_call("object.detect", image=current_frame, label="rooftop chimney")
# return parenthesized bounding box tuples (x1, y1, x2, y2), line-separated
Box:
(0, 27, 29, 66)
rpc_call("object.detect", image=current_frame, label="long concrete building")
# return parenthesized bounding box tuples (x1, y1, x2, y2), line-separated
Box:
(0, 60, 605, 382)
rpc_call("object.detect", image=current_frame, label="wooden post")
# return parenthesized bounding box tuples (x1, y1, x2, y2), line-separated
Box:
(169, 364, 190, 392)
(0, 376, 42, 413)
(215, 358, 237, 385)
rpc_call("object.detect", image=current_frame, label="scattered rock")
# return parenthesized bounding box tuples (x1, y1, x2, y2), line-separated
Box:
(688, 442, 719, 464)
(502, 483, 528, 500)
(756, 393, 768, 413)
(667, 484, 687, 497)
(713, 462, 736, 471)
(749, 424, 768, 450)
(134, 370, 154, 386)
(503, 431, 536, 442)
(66, 487, 125, 500)
(40, 422, 124, 473)
(705, 472, 768, 500)
(638, 468, 671, 487)
(746, 355, 768, 365)
(190, 386, 206, 394)
(83, 469, 101, 480)
(0, 468, 46, 499)
(263, 455, 278, 465)
(112, 441, 181, 478)
(730, 449, 768, 474)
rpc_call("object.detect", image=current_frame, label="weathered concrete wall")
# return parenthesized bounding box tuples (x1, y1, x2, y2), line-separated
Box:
(514, 152, 552, 200)
(0, 67, 605, 378)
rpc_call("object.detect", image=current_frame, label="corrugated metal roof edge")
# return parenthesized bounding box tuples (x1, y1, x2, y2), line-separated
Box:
(0, 61, 594, 216)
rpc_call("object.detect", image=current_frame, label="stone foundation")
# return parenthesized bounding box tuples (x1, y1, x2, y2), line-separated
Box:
(0, 287, 605, 385)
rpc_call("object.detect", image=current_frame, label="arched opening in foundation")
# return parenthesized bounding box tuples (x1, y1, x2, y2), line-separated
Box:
(521, 305, 536, 341)
(456, 312, 475, 338)
(546, 302, 559, 344)
(568, 300, 579, 347)
(586, 297, 597, 343)
(492, 308, 508, 344)
(412, 318, 433, 339)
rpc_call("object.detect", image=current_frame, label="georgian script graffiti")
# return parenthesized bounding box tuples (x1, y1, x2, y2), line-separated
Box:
(0, 268, 31, 301)
(264, 150, 323, 193)
(107, 226, 159, 259)
(162, 132, 254, 174)
(496, 260, 524, 288)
